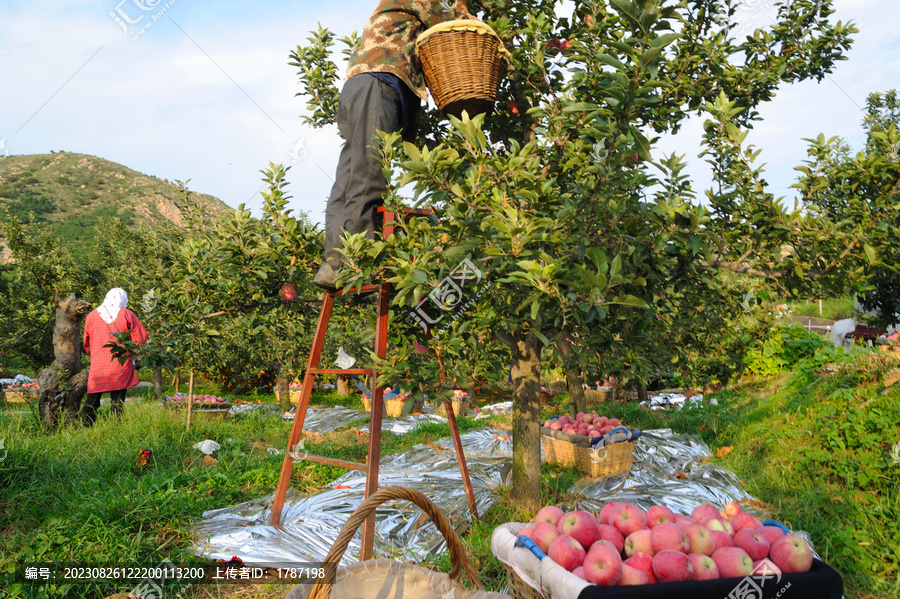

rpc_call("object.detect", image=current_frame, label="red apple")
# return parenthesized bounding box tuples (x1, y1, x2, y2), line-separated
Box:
(674, 514, 699, 528)
(279, 283, 297, 301)
(652, 550, 693, 582)
(599, 502, 621, 525)
(623, 553, 657, 584)
(688, 553, 720, 581)
(734, 529, 770, 561)
(583, 541, 622, 586)
(724, 501, 742, 519)
(518, 526, 535, 539)
(685, 524, 717, 556)
(598, 524, 625, 554)
(558, 511, 601, 550)
(646, 505, 676, 528)
(769, 535, 813, 573)
(610, 503, 647, 537)
(650, 522, 690, 554)
(548, 534, 586, 571)
(572, 566, 587, 581)
(712, 547, 754, 578)
(531, 523, 561, 553)
(757, 525, 787, 546)
(535, 505, 565, 527)
(702, 516, 734, 536)
(618, 564, 649, 586)
(506, 101, 519, 116)
(624, 529, 653, 557)
(711, 530, 735, 549)
(691, 504, 721, 522)
(731, 512, 764, 533)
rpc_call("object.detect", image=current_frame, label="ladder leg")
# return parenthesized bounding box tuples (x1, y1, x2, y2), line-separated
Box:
(270, 293, 335, 526)
(360, 282, 391, 560)
(443, 399, 480, 521)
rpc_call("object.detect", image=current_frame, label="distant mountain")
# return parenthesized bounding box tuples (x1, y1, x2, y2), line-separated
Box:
(0, 152, 232, 255)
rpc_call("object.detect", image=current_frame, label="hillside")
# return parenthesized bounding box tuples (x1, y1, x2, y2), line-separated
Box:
(0, 152, 232, 253)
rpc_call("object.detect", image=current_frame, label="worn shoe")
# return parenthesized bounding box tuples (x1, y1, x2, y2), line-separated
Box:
(313, 261, 340, 292)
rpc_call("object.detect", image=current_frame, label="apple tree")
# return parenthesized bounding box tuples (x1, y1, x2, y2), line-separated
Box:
(293, 0, 865, 509)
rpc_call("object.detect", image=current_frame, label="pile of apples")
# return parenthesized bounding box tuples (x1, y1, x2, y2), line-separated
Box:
(517, 501, 814, 586)
(543, 412, 623, 438)
(168, 393, 227, 404)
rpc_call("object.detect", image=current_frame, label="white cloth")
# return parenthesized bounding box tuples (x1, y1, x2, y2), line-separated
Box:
(98, 288, 129, 325)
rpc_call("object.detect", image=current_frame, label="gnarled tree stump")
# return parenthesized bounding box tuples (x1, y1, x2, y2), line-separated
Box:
(37, 294, 92, 427)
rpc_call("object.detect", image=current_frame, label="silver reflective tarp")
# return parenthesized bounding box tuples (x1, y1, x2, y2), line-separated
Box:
(193, 428, 513, 565)
(193, 425, 820, 567)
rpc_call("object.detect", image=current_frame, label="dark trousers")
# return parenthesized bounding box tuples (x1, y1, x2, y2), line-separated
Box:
(323, 74, 403, 264)
(81, 389, 127, 425)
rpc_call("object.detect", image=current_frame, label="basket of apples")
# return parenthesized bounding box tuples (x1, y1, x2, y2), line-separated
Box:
(164, 394, 231, 417)
(492, 501, 842, 599)
(3, 381, 40, 403)
(541, 412, 638, 478)
(436, 389, 472, 417)
(289, 382, 303, 403)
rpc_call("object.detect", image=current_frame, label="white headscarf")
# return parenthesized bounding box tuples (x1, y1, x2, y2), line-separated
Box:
(98, 288, 128, 324)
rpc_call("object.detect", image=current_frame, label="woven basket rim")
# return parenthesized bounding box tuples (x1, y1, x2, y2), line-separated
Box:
(416, 19, 502, 44)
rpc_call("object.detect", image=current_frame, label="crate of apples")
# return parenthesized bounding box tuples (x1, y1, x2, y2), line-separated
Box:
(514, 501, 820, 587)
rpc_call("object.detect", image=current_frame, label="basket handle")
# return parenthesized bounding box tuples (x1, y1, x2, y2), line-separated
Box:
(307, 485, 482, 599)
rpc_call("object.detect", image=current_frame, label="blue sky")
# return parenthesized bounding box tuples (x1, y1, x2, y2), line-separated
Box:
(1, 0, 898, 225)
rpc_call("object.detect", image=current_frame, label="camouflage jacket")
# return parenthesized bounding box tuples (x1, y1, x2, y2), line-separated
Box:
(346, 0, 471, 102)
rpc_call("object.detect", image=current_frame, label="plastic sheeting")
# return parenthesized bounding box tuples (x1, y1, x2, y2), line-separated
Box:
(640, 392, 716, 410)
(193, 426, 823, 570)
(192, 428, 513, 566)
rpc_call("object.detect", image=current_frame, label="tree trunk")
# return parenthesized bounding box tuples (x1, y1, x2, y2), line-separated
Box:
(336, 374, 352, 396)
(276, 368, 291, 411)
(37, 294, 92, 427)
(637, 384, 648, 404)
(152, 367, 164, 399)
(556, 334, 585, 417)
(502, 329, 543, 513)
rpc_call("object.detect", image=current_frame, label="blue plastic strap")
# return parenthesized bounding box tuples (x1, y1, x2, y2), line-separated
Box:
(763, 520, 790, 534)
(516, 535, 546, 560)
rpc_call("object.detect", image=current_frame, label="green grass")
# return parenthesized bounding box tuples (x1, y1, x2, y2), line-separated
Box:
(788, 296, 857, 321)
(2, 356, 899, 598)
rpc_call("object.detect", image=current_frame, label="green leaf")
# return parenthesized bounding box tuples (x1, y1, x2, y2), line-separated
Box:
(411, 270, 428, 284)
(863, 244, 877, 264)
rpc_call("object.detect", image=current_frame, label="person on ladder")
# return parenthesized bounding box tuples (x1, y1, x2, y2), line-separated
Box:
(313, 0, 477, 291)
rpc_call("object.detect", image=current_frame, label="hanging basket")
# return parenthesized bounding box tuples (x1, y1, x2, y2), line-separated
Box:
(416, 20, 508, 118)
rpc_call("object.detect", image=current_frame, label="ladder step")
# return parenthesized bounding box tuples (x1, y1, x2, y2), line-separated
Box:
(295, 454, 366, 471)
(308, 368, 375, 375)
(335, 284, 380, 295)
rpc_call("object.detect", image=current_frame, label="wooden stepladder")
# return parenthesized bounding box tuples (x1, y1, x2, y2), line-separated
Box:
(269, 208, 479, 561)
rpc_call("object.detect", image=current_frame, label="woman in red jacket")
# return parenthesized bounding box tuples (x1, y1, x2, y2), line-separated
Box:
(81, 288, 148, 425)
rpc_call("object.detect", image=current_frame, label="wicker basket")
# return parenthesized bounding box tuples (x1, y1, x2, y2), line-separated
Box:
(361, 395, 422, 418)
(304, 486, 483, 599)
(541, 432, 636, 478)
(436, 398, 471, 417)
(502, 562, 543, 599)
(584, 386, 615, 403)
(416, 20, 508, 118)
